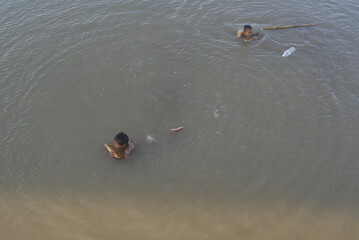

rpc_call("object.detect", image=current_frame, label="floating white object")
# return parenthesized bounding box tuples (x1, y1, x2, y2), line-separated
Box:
(146, 135, 156, 143)
(282, 47, 296, 57)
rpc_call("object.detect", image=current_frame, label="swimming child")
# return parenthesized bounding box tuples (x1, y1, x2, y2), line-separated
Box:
(237, 25, 261, 42)
(104, 131, 135, 159)
(104, 127, 184, 160)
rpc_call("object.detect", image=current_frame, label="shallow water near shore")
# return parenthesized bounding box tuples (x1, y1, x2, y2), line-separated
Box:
(1, 0, 359, 239)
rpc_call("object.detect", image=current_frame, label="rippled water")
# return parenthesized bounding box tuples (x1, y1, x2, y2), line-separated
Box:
(1, 0, 358, 239)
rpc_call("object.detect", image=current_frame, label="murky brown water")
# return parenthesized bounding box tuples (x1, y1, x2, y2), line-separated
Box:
(1, 0, 358, 239)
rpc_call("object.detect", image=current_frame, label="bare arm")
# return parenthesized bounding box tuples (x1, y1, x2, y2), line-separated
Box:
(104, 144, 113, 154)
(104, 144, 121, 159)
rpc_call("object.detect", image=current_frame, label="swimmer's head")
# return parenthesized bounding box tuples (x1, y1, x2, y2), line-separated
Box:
(114, 131, 129, 149)
(244, 25, 252, 31)
(243, 25, 253, 37)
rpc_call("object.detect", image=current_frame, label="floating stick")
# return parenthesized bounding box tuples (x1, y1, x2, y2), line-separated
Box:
(170, 126, 184, 133)
(263, 24, 318, 30)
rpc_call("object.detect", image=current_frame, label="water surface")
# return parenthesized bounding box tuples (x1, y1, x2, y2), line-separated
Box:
(1, 0, 358, 239)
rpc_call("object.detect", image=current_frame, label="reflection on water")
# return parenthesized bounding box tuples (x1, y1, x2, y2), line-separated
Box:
(1, 0, 359, 239)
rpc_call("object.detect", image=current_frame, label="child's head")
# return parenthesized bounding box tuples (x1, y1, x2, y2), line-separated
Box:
(243, 25, 253, 37)
(113, 132, 129, 149)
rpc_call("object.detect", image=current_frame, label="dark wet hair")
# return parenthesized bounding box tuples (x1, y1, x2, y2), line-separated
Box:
(114, 132, 129, 145)
(244, 25, 252, 31)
